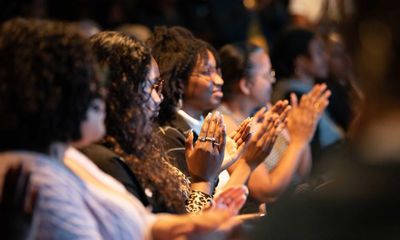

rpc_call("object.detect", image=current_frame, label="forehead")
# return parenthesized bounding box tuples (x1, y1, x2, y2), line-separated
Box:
(249, 49, 271, 70)
(197, 50, 216, 68)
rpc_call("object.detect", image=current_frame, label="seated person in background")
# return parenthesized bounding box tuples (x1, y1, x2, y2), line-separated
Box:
(249, 1, 400, 238)
(271, 27, 344, 160)
(0, 18, 153, 239)
(82, 31, 247, 214)
(217, 42, 330, 211)
(0, 18, 249, 240)
(149, 26, 290, 193)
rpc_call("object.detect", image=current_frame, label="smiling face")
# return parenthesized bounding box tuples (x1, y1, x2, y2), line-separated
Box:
(184, 50, 224, 112)
(143, 58, 164, 119)
(247, 49, 275, 106)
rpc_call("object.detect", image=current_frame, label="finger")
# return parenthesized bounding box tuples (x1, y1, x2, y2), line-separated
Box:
(253, 115, 274, 140)
(226, 186, 248, 204)
(272, 100, 289, 115)
(253, 106, 267, 123)
(261, 116, 278, 145)
(318, 89, 331, 102)
(199, 112, 212, 138)
(255, 115, 276, 145)
(234, 119, 250, 145)
(238, 123, 251, 147)
(214, 186, 242, 204)
(230, 118, 249, 141)
(290, 93, 298, 108)
(185, 130, 194, 155)
(260, 127, 276, 152)
(237, 132, 252, 153)
(218, 116, 227, 153)
(229, 195, 247, 215)
(278, 105, 291, 124)
(207, 112, 219, 138)
(313, 90, 331, 113)
(277, 119, 288, 133)
(310, 84, 327, 104)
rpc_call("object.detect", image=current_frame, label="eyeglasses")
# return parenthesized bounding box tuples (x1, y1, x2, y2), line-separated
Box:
(151, 77, 164, 96)
(249, 68, 276, 81)
(191, 65, 221, 78)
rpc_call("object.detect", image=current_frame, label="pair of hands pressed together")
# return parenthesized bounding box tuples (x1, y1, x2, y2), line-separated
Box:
(182, 84, 330, 217)
(185, 100, 292, 184)
(287, 83, 331, 145)
(183, 100, 291, 211)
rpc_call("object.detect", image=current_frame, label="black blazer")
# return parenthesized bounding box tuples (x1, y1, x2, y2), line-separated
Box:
(158, 114, 198, 177)
(79, 144, 150, 207)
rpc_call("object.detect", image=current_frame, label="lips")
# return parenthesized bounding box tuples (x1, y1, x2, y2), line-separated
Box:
(213, 90, 223, 98)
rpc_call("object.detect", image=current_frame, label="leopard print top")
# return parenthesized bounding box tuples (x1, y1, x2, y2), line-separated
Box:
(165, 160, 212, 214)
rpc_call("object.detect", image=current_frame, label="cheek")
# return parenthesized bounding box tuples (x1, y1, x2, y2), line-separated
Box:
(187, 79, 213, 99)
(85, 112, 106, 140)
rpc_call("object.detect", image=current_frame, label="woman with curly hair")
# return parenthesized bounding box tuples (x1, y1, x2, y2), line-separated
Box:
(149, 26, 291, 195)
(81, 31, 244, 214)
(0, 18, 139, 239)
(0, 18, 248, 240)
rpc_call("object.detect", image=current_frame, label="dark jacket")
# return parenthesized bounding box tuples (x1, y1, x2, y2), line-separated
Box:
(158, 113, 197, 177)
(79, 144, 150, 208)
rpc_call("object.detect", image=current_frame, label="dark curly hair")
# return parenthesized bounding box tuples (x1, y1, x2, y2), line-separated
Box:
(219, 42, 263, 100)
(90, 31, 186, 213)
(0, 18, 100, 153)
(148, 26, 209, 125)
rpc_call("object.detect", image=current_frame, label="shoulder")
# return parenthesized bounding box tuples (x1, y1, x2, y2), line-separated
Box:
(79, 144, 127, 179)
(30, 160, 102, 239)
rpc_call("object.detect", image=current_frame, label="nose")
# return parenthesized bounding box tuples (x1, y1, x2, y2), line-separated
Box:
(152, 89, 163, 105)
(212, 71, 224, 87)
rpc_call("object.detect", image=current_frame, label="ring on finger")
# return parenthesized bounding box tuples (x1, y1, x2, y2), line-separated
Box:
(212, 141, 220, 147)
(205, 137, 216, 142)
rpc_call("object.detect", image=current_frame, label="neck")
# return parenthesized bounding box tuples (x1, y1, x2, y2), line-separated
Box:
(295, 73, 314, 85)
(48, 142, 68, 163)
(181, 104, 203, 119)
(224, 95, 258, 120)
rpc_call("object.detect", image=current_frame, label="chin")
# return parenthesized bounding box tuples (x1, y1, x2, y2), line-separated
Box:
(209, 100, 221, 109)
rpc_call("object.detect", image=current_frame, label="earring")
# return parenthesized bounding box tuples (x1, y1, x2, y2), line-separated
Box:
(177, 98, 183, 109)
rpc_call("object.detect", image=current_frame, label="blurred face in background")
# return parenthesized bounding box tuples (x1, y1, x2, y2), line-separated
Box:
(184, 50, 224, 112)
(306, 36, 329, 79)
(247, 49, 275, 106)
